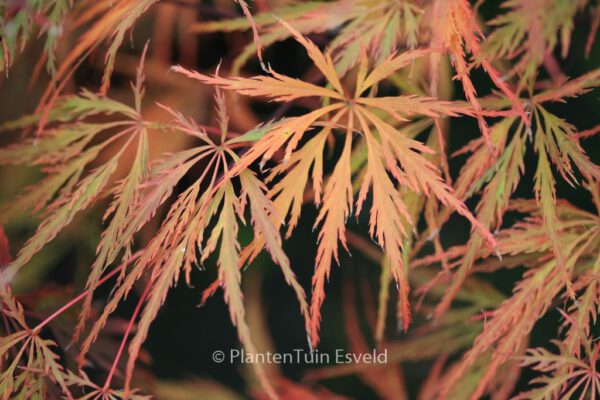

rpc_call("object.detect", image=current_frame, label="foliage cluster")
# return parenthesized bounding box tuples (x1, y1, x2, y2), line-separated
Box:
(0, 0, 599, 399)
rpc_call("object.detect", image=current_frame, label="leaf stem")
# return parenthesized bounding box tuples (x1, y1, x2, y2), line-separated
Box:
(103, 277, 153, 391)
(32, 252, 142, 334)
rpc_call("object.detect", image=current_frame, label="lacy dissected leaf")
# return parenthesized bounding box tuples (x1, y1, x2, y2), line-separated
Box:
(174, 18, 497, 347)
(0, 56, 156, 396)
(420, 82, 599, 318)
(0, 57, 156, 290)
(482, 0, 593, 88)
(531, 105, 600, 296)
(515, 313, 600, 400)
(76, 87, 309, 399)
(74, 48, 152, 342)
(0, 289, 73, 400)
(429, 0, 527, 146)
(440, 199, 600, 399)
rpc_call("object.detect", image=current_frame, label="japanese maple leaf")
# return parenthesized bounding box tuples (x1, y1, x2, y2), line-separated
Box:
(173, 19, 497, 348)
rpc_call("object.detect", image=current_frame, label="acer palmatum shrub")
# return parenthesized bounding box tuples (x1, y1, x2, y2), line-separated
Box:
(0, 0, 599, 399)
